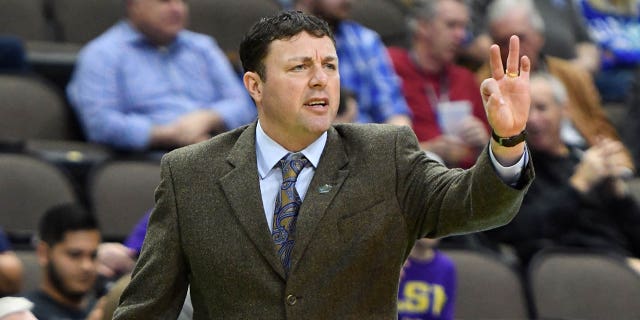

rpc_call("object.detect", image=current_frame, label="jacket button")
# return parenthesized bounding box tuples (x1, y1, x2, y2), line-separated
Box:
(286, 294, 297, 306)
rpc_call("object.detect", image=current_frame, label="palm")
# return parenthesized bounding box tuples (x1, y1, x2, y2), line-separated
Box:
(480, 36, 531, 137)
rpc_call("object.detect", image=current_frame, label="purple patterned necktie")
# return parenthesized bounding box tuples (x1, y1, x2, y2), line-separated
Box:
(272, 152, 310, 274)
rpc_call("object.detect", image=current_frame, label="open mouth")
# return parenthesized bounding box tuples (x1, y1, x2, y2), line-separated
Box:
(304, 98, 329, 108)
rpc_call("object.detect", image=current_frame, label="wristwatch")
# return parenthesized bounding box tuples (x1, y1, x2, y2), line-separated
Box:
(491, 130, 527, 147)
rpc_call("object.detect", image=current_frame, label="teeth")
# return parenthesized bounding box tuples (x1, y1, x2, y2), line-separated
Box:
(308, 101, 325, 106)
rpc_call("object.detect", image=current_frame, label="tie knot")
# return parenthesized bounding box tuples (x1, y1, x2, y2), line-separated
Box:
(279, 152, 310, 181)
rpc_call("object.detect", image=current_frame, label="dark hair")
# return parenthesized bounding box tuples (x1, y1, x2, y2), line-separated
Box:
(239, 10, 335, 80)
(38, 203, 99, 246)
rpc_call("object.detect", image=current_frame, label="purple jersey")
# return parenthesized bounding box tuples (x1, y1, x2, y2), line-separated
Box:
(398, 250, 456, 320)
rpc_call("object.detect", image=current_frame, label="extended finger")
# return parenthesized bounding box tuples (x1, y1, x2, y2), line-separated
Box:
(505, 35, 520, 77)
(519, 55, 531, 82)
(489, 44, 504, 79)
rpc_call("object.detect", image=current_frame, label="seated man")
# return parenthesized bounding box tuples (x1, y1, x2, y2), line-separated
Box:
(67, 0, 256, 152)
(485, 72, 640, 269)
(389, 0, 489, 168)
(24, 203, 101, 320)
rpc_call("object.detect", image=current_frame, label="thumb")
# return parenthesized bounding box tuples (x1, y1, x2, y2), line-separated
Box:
(480, 78, 504, 110)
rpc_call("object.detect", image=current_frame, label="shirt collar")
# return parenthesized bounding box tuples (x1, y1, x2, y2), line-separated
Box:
(255, 121, 326, 179)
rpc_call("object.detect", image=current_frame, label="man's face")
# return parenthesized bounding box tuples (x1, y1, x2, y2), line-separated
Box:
(489, 9, 544, 68)
(310, 0, 353, 25)
(526, 78, 565, 154)
(128, 0, 188, 45)
(246, 32, 340, 149)
(42, 230, 100, 301)
(418, 0, 469, 65)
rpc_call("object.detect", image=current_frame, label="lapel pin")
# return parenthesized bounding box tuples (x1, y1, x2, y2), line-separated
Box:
(318, 184, 332, 194)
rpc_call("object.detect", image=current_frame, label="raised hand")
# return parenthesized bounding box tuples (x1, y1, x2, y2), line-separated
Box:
(480, 35, 531, 164)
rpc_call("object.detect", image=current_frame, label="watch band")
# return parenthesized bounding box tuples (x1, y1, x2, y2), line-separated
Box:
(491, 130, 527, 147)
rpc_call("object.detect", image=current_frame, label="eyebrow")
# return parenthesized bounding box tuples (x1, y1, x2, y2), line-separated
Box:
(287, 56, 338, 63)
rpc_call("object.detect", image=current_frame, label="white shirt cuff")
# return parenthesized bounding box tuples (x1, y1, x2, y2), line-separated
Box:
(488, 144, 528, 186)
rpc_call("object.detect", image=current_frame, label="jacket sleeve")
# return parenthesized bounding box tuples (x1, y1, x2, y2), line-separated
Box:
(113, 154, 189, 318)
(394, 125, 534, 239)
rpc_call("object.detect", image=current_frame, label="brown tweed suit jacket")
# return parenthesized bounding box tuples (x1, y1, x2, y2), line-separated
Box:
(114, 122, 533, 319)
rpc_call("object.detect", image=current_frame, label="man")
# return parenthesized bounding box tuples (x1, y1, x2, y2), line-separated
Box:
(67, 0, 256, 152)
(294, 0, 412, 126)
(389, 0, 489, 168)
(114, 11, 533, 318)
(485, 72, 640, 267)
(24, 203, 101, 319)
(477, 0, 634, 172)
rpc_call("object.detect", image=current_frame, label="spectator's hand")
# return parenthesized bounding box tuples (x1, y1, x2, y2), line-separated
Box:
(570, 139, 629, 194)
(421, 135, 472, 166)
(171, 110, 222, 145)
(97, 243, 136, 278)
(385, 114, 412, 127)
(481, 35, 530, 165)
(456, 116, 489, 148)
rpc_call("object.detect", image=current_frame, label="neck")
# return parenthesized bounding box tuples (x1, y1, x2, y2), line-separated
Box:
(260, 123, 321, 152)
(412, 42, 443, 74)
(41, 280, 85, 310)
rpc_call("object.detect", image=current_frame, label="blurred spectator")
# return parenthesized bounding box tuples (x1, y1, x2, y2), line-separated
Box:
(485, 72, 640, 268)
(462, 0, 600, 74)
(536, 0, 600, 73)
(0, 36, 28, 73)
(0, 228, 23, 297)
(23, 203, 101, 320)
(388, 0, 489, 168)
(294, 0, 412, 126)
(0, 297, 37, 320)
(398, 238, 456, 320)
(67, 0, 256, 152)
(477, 0, 634, 171)
(577, 0, 640, 102)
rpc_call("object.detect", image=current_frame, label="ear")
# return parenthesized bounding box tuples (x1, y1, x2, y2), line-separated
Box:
(36, 241, 50, 267)
(243, 71, 263, 106)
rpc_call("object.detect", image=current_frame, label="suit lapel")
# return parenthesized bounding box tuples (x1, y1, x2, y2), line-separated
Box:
(291, 127, 349, 271)
(220, 123, 287, 279)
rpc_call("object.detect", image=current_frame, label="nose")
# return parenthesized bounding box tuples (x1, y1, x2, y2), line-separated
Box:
(527, 107, 541, 127)
(80, 256, 96, 272)
(455, 26, 467, 43)
(309, 65, 328, 88)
